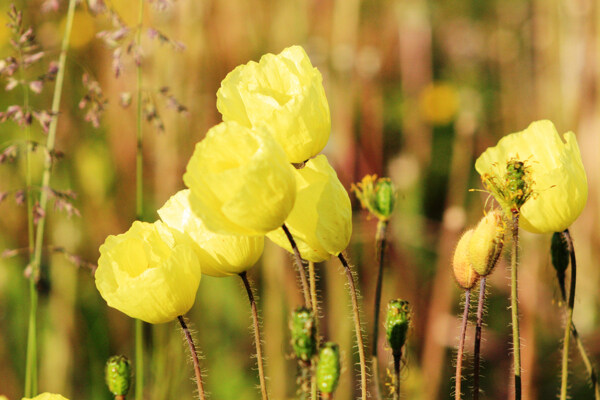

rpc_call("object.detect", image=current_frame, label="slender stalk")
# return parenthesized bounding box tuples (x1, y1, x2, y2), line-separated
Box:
(25, 0, 77, 395)
(455, 289, 471, 400)
(308, 261, 319, 400)
(393, 349, 402, 400)
(239, 272, 269, 400)
(337, 253, 367, 400)
(177, 316, 206, 400)
(281, 224, 312, 308)
(560, 229, 577, 400)
(134, 1, 145, 399)
(371, 219, 388, 400)
(473, 277, 486, 400)
(510, 211, 522, 400)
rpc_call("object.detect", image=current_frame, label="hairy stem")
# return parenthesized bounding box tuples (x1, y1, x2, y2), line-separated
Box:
(510, 211, 522, 400)
(393, 349, 402, 400)
(455, 289, 471, 400)
(473, 277, 486, 400)
(178, 316, 206, 400)
(239, 272, 269, 400)
(560, 230, 576, 400)
(308, 261, 319, 400)
(337, 253, 368, 400)
(282, 224, 311, 308)
(371, 219, 388, 400)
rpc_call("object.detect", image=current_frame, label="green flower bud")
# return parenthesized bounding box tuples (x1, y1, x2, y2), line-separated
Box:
(105, 355, 131, 396)
(385, 299, 411, 356)
(469, 210, 505, 276)
(316, 342, 340, 395)
(290, 307, 316, 361)
(352, 175, 397, 221)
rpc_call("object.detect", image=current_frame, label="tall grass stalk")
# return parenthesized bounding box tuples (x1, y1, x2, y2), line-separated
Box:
(370, 219, 388, 400)
(24, 0, 77, 394)
(510, 212, 522, 400)
(455, 289, 471, 400)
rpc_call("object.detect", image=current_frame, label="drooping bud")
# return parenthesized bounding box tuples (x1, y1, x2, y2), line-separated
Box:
(385, 299, 411, 356)
(453, 229, 479, 290)
(352, 175, 397, 221)
(316, 342, 340, 395)
(105, 355, 132, 397)
(290, 307, 316, 362)
(551, 231, 570, 299)
(469, 210, 505, 276)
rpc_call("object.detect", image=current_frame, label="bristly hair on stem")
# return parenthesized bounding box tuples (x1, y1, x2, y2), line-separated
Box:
(455, 289, 471, 400)
(371, 219, 388, 400)
(510, 211, 522, 400)
(282, 223, 312, 308)
(473, 277, 487, 400)
(177, 316, 206, 400)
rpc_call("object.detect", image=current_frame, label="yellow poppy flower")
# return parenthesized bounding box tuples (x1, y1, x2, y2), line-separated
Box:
(95, 221, 201, 324)
(475, 120, 588, 233)
(266, 155, 352, 262)
(217, 45, 331, 164)
(22, 394, 69, 400)
(158, 189, 264, 277)
(419, 82, 459, 126)
(184, 121, 296, 236)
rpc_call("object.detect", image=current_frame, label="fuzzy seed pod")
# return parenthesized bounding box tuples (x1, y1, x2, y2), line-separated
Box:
(469, 210, 505, 276)
(290, 307, 316, 362)
(453, 229, 479, 290)
(105, 355, 131, 396)
(385, 299, 411, 356)
(316, 342, 340, 395)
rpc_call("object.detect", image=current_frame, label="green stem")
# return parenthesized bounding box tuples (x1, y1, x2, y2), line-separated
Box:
(177, 316, 206, 400)
(281, 224, 312, 308)
(308, 261, 318, 400)
(371, 219, 388, 400)
(337, 253, 368, 400)
(393, 349, 402, 400)
(473, 277, 486, 400)
(239, 272, 269, 400)
(25, 0, 77, 395)
(455, 289, 471, 400)
(510, 211, 522, 400)
(560, 229, 576, 400)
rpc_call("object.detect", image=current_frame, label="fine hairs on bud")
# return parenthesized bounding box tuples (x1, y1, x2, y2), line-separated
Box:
(469, 210, 506, 277)
(453, 230, 479, 290)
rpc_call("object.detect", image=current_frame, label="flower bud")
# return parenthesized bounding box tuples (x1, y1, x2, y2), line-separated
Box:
(316, 342, 341, 395)
(352, 175, 397, 221)
(290, 307, 316, 362)
(453, 229, 479, 290)
(551, 231, 570, 298)
(385, 299, 411, 356)
(21, 394, 69, 400)
(468, 210, 505, 276)
(105, 355, 131, 396)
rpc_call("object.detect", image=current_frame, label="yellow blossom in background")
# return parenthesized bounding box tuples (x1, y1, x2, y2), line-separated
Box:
(95, 221, 201, 324)
(217, 45, 331, 164)
(267, 155, 352, 262)
(158, 189, 264, 277)
(475, 120, 588, 233)
(22, 394, 69, 400)
(419, 82, 459, 126)
(184, 121, 296, 236)
(60, 10, 96, 49)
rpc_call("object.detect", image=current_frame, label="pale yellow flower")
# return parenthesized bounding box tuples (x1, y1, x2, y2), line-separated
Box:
(419, 82, 459, 126)
(95, 221, 201, 324)
(184, 121, 296, 236)
(22, 393, 69, 400)
(267, 155, 352, 262)
(158, 189, 264, 277)
(217, 45, 331, 164)
(475, 120, 588, 233)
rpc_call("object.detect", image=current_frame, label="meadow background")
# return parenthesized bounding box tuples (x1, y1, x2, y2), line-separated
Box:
(1, 0, 599, 399)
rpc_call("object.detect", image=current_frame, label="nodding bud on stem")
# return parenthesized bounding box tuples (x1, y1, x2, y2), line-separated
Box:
(316, 342, 340, 395)
(385, 299, 411, 356)
(291, 307, 316, 362)
(105, 355, 131, 397)
(469, 210, 505, 276)
(352, 175, 397, 221)
(551, 231, 570, 276)
(453, 230, 479, 290)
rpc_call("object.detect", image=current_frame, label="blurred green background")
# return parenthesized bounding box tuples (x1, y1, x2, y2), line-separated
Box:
(1, 0, 599, 399)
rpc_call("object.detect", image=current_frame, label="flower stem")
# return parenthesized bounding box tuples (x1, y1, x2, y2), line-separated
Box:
(308, 261, 319, 400)
(473, 277, 486, 400)
(282, 224, 312, 308)
(510, 211, 522, 400)
(560, 229, 576, 400)
(337, 253, 368, 400)
(177, 316, 206, 400)
(239, 271, 269, 400)
(455, 289, 471, 400)
(371, 219, 388, 400)
(393, 349, 402, 400)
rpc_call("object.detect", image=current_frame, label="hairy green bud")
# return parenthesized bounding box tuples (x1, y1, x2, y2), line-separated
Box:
(316, 342, 340, 394)
(352, 175, 397, 221)
(290, 307, 316, 361)
(386, 299, 411, 356)
(105, 355, 131, 396)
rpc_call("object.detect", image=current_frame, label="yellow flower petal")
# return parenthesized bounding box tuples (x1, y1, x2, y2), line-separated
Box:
(217, 45, 331, 164)
(184, 121, 296, 236)
(22, 393, 69, 400)
(95, 221, 201, 324)
(158, 189, 264, 277)
(475, 120, 587, 233)
(267, 155, 352, 262)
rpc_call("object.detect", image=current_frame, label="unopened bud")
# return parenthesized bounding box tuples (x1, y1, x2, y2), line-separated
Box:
(316, 342, 340, 395)
(352, 175, 397, 221)
(469, 210, 505, 276)
(105, 355, 131, 396)
(453, 229, 479, 290)
(290, 307, 316, 362)
(385, 299, 411, 356)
